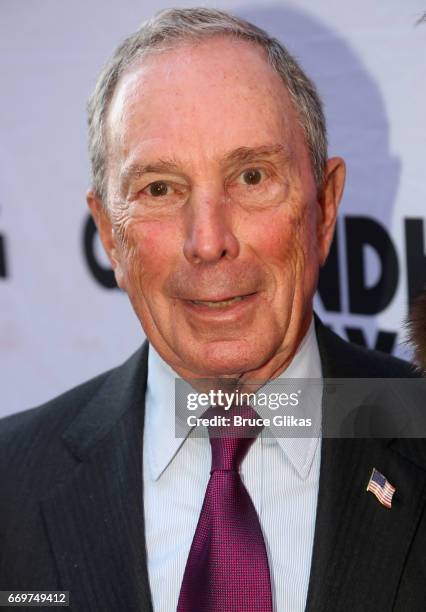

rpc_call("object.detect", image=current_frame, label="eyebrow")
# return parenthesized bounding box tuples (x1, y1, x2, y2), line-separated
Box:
(121, 158, 181, 186)
(120, 143, 290, 187)
(221, 144, 290, 168)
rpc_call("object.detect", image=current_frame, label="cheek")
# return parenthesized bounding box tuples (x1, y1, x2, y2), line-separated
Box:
(118, 219, 180, 289)
(242, 199, 319, 294)
(245, 206, 306, 268)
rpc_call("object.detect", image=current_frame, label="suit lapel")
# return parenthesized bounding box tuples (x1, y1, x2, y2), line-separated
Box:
(40, 344, 153, 612)
(305, 320, 426, 611)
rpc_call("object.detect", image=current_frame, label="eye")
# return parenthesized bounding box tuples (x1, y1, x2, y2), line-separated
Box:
(146, 181, 170, 197)
(240, 168, 265, 186)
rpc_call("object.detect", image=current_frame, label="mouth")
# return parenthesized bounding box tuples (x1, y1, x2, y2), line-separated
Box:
(190, 296, 246, 308)
(187, 293, 256, 309)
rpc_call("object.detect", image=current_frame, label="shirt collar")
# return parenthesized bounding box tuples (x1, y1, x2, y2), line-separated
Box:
(144, 317, 322, 481)
(263, 318, 322, 479)
(144, 345, 185, 482)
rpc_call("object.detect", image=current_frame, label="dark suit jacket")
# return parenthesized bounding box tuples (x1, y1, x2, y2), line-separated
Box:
(1, 320, 425, 611)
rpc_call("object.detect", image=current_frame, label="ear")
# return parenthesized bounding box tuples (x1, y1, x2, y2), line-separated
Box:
(317, 157, 346, 266)
(86, 190, 126, 290)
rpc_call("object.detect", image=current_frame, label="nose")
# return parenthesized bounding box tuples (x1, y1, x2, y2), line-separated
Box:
(183, 188, 240, 264)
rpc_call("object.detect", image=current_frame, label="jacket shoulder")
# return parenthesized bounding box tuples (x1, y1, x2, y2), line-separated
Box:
(0, 344, 148, 465)
(0, 368, 112, 444)
(315, 319, 418, 378)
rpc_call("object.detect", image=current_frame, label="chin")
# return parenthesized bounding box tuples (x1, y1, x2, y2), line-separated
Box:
(183, 338, 273, 378)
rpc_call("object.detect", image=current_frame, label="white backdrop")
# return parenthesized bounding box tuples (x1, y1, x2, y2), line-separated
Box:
(1, 0, 425, 417)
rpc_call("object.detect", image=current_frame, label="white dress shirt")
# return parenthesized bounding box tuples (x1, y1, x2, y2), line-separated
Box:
(143, 319, 322, 611)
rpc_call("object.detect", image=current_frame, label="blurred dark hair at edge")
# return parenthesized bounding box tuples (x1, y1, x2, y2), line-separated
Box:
(407, 289, 426, 373)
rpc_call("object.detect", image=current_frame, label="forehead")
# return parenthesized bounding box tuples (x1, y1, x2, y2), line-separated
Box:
(106, 36, 305, 167)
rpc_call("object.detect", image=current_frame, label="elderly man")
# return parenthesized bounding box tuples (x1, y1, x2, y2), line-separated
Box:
(1, 8, 424, 612)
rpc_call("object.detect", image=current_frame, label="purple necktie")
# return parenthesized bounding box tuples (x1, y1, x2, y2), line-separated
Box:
(177, 406, 273, 612)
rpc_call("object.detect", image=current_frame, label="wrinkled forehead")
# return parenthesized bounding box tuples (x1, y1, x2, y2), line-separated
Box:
(105, 36, 307, 170)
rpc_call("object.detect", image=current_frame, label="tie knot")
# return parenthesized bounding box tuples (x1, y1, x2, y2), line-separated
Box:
(207, 403, 263, 472)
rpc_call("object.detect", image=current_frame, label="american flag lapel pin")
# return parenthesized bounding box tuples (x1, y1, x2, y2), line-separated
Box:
(366, 468, 396, 509)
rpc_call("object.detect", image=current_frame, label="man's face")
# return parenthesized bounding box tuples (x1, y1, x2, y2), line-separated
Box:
(90, 37, 344, 380)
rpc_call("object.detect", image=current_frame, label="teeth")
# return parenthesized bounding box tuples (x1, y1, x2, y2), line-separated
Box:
(192, 296, 244, 308)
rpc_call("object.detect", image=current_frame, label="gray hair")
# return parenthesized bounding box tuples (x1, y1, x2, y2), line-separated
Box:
(87, 7, 328, 204)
